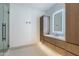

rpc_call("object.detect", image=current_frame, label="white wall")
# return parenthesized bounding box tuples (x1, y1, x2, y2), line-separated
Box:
(9, 4, 45, 48)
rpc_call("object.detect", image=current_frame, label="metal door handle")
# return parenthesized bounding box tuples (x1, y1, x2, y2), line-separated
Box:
(2, 23, 6, 41)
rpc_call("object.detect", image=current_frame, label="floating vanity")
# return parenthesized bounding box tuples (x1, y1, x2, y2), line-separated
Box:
(40, 3, 79, 56)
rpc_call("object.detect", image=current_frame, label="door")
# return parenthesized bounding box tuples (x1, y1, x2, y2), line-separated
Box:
(0, 3, 9, 56)
(3, 3, 9, 53)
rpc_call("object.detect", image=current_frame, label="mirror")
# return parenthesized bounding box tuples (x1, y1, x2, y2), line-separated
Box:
(43, 16, 50, 35)
(52, 9, 65, 36)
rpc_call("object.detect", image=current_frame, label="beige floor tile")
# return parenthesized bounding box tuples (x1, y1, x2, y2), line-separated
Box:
(5, 42, 61, 56)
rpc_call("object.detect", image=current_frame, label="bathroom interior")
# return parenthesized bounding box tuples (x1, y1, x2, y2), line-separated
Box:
(0, 3, 79, 56)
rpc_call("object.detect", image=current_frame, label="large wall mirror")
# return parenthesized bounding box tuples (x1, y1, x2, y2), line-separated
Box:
(52, 9, 65, 36)
(43, 16, 50, 35)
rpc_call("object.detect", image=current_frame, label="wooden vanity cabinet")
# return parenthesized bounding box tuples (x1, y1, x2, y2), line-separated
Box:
(40, 3, 79, 55)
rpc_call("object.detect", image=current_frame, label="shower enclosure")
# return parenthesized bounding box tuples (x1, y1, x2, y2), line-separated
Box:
(0, 3, 9, 56)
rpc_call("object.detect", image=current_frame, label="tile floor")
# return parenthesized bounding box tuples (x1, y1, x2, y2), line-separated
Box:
(5, 42, 61, 56)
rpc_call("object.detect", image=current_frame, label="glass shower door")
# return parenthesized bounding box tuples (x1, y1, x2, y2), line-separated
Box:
(0, 4, 9, 56)
(0, 4, 4, 56)
(3, 3, 9, 53)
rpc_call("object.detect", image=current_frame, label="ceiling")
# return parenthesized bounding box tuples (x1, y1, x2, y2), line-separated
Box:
(26, 3, 55, 11)
(17, 3, 55, 11)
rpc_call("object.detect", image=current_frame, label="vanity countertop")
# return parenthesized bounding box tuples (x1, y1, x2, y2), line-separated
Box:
(44, 34, 65, 41)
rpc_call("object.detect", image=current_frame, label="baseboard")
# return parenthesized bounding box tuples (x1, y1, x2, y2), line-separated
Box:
(9, 43, 38, 50)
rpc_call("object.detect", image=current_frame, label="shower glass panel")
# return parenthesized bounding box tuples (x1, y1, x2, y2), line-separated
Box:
(0, 4, 9, 56)
(0, 4, 4, 56)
